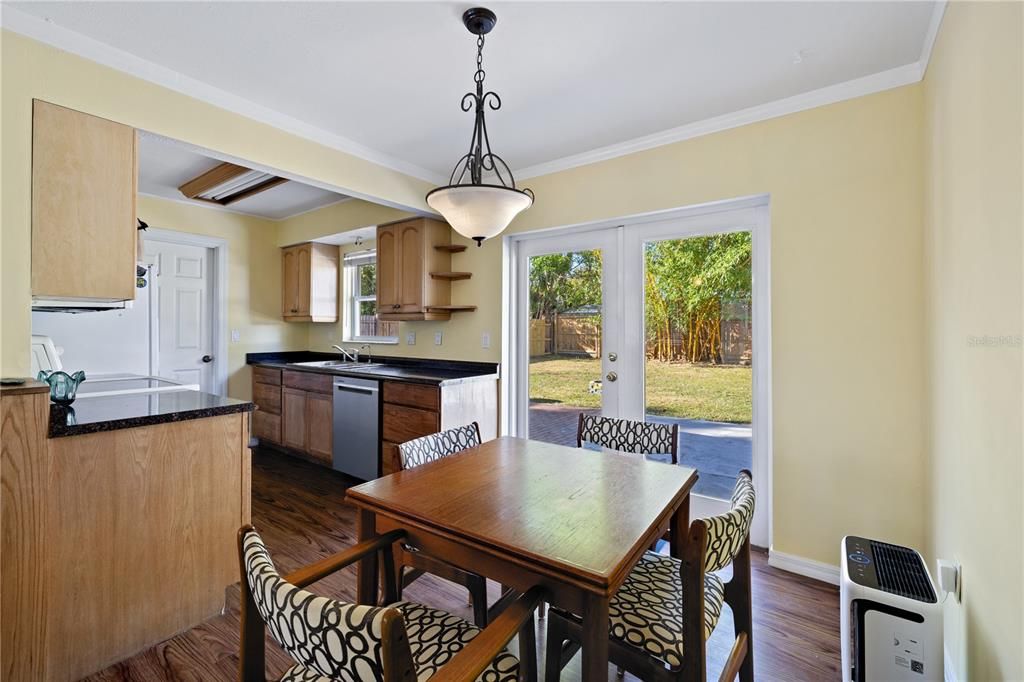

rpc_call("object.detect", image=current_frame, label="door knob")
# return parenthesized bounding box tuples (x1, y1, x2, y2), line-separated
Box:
(606, 371, 618, 382)
(202, 355, 214, 363)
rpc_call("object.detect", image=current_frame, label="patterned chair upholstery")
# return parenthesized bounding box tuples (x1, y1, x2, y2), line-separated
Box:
(544, 470, 757, 682)
(400, 422, 482, 469)
(576, 414, 679, 464)
(240, 527, 522, 682)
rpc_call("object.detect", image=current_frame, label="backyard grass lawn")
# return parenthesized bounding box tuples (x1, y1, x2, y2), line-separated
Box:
(529, 355, 752, 423)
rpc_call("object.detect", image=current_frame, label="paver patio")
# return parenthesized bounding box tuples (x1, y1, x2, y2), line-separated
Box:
(528, 402, 752, 499)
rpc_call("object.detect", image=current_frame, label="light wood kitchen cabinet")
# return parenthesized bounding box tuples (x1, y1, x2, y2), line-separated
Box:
(305, 392, 334, 465)
(271, 370, 334, 466)
(380, 378, 498, 476)
(252, 367, 283, 444)
(376, 218, 460, 321)
(281, 242, 338, 322)
(31, 100, 138, 300)
(281, 387, 308, 451)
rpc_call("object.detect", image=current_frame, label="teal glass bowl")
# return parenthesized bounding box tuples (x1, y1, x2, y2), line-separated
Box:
(37, 370, 86, 405)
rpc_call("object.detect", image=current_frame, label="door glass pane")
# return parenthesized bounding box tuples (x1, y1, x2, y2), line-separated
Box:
(644, 232, 752, 499)
(527, 250, 603, 445)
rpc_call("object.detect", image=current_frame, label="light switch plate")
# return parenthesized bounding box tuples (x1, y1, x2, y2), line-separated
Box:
(481, 331, 491, 349)
(231, 329, 241, 343)
(434, 332, 443, 346)
(406, 332, 416, 345)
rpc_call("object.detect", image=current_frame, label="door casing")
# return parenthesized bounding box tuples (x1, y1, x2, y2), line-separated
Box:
(145, 228, 228, 396)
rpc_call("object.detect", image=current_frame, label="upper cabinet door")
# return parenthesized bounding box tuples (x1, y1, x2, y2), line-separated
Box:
(281, 247, 299, 316)
(376, 226, 399, 312)
(31, 100, 137, 300)
(295, 244, 312, 316)
(397, 222, 424, 313)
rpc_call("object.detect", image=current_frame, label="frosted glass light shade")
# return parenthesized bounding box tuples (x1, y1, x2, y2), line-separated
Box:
(426, 185, 533, 243)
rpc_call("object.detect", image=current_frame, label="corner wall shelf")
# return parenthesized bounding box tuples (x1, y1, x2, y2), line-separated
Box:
(429, 271, 472, 281)
(425, 305, 477, 313)
(434, 244, 467, 253)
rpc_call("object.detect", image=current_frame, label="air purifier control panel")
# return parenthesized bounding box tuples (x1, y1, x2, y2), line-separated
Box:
(844, 536, 879, 589)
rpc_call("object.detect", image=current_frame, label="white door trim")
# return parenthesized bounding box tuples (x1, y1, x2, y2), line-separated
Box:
(144, 228, 229, 396)
(502, 194, 772, 547)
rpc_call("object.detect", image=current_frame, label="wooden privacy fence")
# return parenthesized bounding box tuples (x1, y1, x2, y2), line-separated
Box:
(530, 306, 751, 364)
(529, 314, 602, 358)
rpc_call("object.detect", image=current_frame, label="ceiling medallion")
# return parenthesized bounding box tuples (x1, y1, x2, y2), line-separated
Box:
(426, 7, 534, 246)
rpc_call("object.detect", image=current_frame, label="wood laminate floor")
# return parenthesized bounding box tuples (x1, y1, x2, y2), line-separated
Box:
(87, 448, 841, 681)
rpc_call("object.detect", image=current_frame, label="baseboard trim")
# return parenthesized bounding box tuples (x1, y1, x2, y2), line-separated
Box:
(767, 548, 840, 585)
(944, 646, 958, 682)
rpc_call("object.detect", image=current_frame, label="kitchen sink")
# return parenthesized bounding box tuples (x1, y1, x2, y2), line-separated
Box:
(291, 360, 387, 370)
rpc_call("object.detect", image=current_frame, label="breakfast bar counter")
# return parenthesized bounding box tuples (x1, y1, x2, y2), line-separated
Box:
(1, 381, 252, 680)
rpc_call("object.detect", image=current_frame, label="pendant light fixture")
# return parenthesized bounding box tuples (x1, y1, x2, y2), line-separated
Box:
(426, 7, 533, 246)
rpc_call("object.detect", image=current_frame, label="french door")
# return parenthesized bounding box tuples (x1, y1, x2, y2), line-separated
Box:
(514, 229, 622, 438)
(509, 199, 770, 547)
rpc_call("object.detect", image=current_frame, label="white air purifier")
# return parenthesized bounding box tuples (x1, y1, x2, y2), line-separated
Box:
(840, 536, 943, 681)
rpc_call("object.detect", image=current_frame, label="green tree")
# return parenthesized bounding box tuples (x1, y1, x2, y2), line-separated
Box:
(528, 250, 602, 319)
(645, 233, 751, 363)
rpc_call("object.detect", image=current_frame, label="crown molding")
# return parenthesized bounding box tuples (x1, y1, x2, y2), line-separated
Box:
(918, 0, 948, 79)
(4, 2, 948, 187)
(0, 5, 444, 185)
(515, 1, 947, 180)
(515, 61, 923, 180)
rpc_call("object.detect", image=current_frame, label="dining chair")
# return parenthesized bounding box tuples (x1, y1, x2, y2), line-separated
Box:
(238, 525, 545, 682)
(397, 422, 491, 626)
(576, 413, 679, 464)
(543, 470, 756, 682)
(577, 412, 679, 552)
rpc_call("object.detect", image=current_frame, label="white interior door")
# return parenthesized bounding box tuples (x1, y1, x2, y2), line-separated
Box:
(514, 228, 623, 441)
(146, 240, 215, 391)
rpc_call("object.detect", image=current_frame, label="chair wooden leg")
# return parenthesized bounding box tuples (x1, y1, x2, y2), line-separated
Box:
(543, 611, 568, 682)
(726, 539, 754, 682)
(518, 612, 538, 682)
(469, 573, 489, 627)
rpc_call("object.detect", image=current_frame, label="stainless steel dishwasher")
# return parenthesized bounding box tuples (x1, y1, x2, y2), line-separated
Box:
(332, 376, 380, 480)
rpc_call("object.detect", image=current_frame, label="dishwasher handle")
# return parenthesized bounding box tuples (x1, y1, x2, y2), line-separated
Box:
(334, 381, 379, 395)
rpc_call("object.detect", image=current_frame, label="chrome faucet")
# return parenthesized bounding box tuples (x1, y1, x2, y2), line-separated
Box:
(331, 345, 359, 363)
(359, 344, 372, 364)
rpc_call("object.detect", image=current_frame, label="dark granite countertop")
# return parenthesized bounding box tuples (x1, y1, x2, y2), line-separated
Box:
(50, 390, 254, 438)
(246, 351, 499, 387)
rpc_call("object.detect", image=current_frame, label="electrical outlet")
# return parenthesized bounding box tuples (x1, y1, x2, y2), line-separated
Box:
(481, 331, 491, 349)
(406, 332, 416, 345)
(230, 329, 241, 343)
(434, 332, 443, 346)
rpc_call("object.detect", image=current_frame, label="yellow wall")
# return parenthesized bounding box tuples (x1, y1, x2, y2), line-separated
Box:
(0, 30, 431, 376)
(137, 196, 307, 400)
(923, 3, 1023, 679)
(291, 85, 928, 566)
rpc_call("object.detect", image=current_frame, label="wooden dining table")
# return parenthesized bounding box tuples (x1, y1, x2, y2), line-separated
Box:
(346, 436, 698, 681)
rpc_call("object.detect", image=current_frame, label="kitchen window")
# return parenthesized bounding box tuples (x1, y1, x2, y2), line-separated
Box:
(343, 251, 398, 343)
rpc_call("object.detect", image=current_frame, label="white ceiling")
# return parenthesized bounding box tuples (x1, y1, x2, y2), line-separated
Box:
(8, 2, 940, 182)
(138, 133, 348, 220)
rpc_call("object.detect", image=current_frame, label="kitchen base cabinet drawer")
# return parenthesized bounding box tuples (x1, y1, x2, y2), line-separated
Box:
(383, 381, 440, 411)
(253, 411, 281, 444)
(382, 403, 439, 444)
(382, 441, 401, 476)
(253, 366, 281, 386)
(253, 382, 281, 415)
(283, 370, 332, 394)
